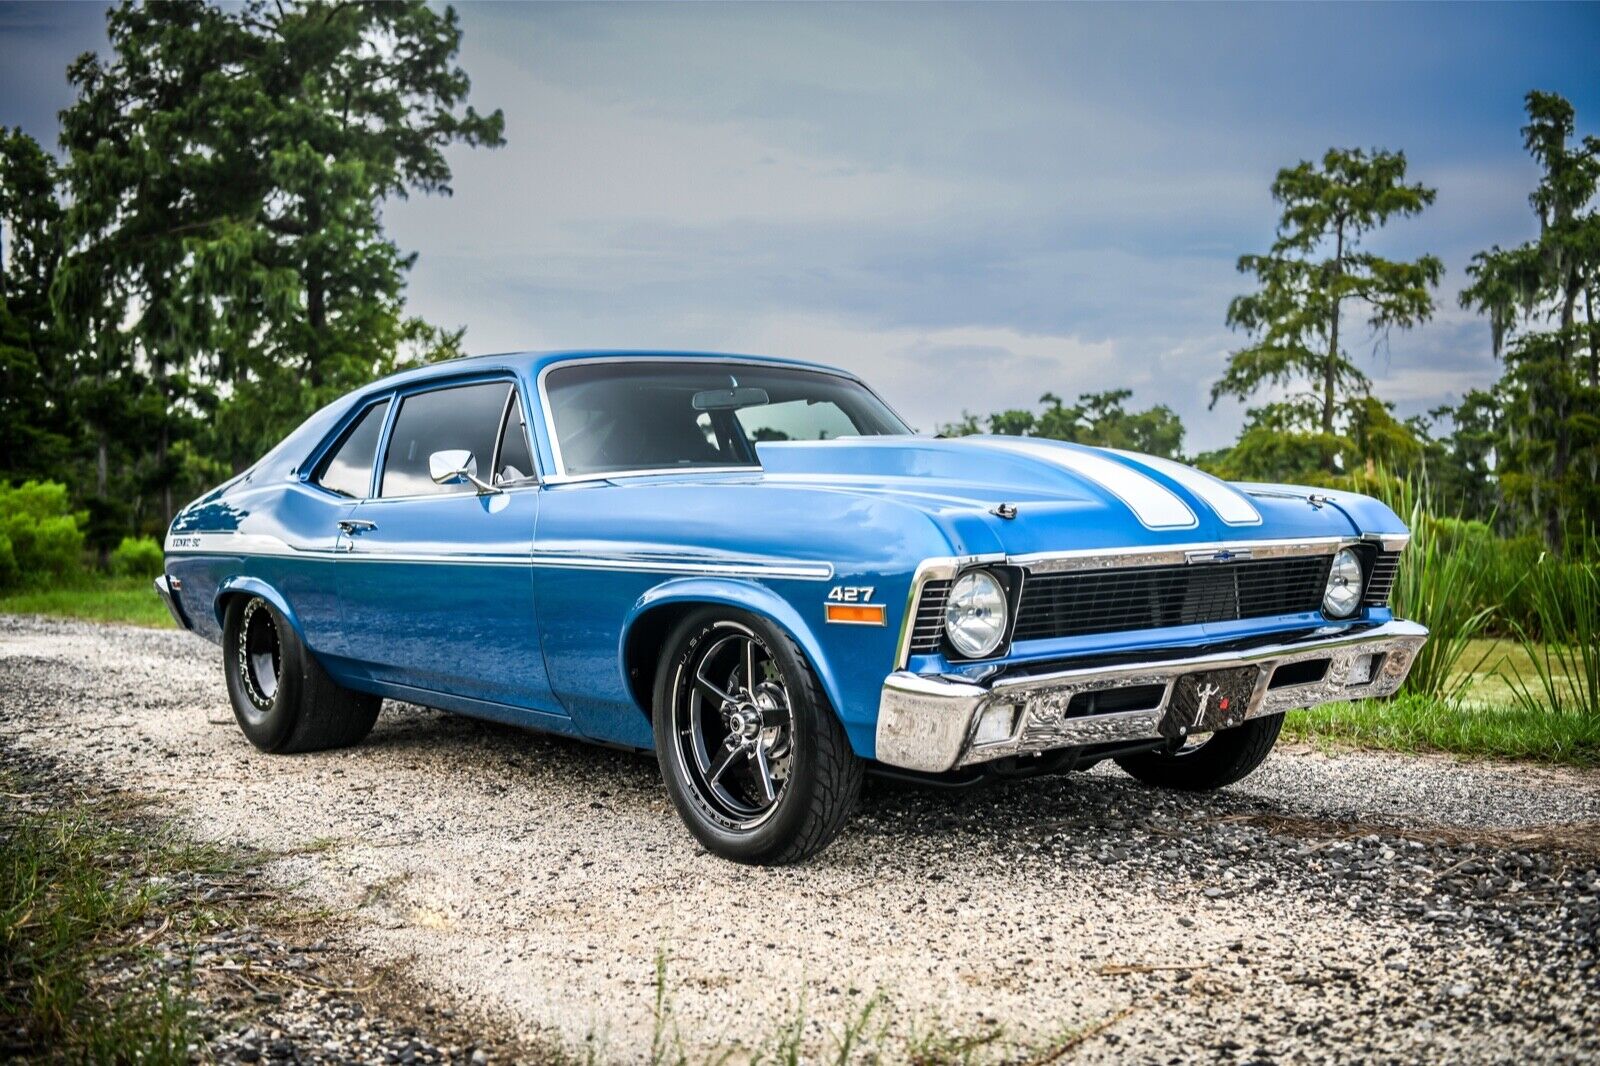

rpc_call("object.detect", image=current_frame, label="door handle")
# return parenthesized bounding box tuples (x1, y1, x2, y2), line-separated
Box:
(336, 519, 377, 534)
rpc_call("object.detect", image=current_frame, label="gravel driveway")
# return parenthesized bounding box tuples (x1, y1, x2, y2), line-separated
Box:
(3, 615, 1598, 1063)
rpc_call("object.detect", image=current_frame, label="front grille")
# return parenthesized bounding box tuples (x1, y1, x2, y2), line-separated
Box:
(1363, 550, 1401, 607)
(1012, 555, 1334, 642)
(907, 578, 952, 653)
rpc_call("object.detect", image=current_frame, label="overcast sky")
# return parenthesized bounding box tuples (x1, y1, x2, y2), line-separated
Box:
(3, 2, 1598, 451)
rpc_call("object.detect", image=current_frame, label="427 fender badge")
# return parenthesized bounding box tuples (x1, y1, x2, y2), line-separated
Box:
(824, 586, 885, 625)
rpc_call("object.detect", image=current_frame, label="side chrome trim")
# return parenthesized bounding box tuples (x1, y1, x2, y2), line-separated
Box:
(163, 531, 832, 579)
(876, 619, 1429, 773)
(529, 553, 833, 580)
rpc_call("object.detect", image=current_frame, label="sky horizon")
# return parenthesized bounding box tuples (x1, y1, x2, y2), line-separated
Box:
(3, 2, 1598, 452)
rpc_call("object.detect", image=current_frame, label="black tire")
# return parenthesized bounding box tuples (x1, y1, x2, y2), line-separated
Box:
(1114, 713, 1283, 791)
(652, 607, 863, 864)
(222, 595, 380, 754)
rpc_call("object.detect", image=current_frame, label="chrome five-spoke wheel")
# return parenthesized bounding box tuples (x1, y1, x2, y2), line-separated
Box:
(670, 622, 794, 830)
(653, 608, 864, 864)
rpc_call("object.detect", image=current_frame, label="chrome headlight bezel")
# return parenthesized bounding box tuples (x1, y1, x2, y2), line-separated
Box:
(1322, 548, 1365, 618)
(944, 568, 1009, 659)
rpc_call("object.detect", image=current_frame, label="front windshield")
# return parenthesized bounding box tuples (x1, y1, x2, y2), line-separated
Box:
(544, 361, 911, 476)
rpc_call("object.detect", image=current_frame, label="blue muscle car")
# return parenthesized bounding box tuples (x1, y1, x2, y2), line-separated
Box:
(159, 351, 1427, 863)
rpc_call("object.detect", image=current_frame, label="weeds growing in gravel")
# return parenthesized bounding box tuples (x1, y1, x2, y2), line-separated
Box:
(643, 948, 1133, 1065)
(0, 773, 245, 1061)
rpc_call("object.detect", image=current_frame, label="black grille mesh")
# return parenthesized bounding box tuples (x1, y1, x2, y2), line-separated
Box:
(907, 579, 952, 653)
(1012, 555, 1335, 642)
(1363, 550, 1402, 607)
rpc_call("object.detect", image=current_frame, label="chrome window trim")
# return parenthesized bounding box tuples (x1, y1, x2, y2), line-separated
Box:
(377, 377, 521, 501)
(301, 395, 395, 501)
(535, 355, 912, 483)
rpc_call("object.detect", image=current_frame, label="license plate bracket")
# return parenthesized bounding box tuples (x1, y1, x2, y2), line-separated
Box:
(1159, 666, 1261, 740)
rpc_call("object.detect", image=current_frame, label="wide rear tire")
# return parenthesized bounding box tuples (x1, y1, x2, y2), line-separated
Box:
(222, 595, 380, 754)
(653, 608, 863, 864)
(1114, 714, 1283, 791)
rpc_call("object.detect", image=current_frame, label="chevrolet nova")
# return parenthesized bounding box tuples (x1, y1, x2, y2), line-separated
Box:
(159, 351, 1427, 863)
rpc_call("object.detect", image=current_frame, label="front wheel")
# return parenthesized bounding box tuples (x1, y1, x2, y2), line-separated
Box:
(653, 609, 863, 864)
(1114, 713, 1283, 791)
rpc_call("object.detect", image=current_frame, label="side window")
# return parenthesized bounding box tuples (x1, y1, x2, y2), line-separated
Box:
(380, 382, 511, 498)
(494, 390, 537, 486)
(313, 399, 390, 498)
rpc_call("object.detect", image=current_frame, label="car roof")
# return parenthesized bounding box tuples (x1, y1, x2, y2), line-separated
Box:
(364, 349, 856, 392)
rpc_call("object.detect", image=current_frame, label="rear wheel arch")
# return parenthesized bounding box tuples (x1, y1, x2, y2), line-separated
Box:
(214, 577, 306, 646)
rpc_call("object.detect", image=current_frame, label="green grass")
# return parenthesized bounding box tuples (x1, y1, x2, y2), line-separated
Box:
(1283, 639, 1600, 767)
(0, 575, 174, 628)
(0, 774, 245, 1061)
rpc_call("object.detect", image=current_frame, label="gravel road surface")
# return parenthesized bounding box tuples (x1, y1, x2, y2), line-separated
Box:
(3, 615, 1598, 1063)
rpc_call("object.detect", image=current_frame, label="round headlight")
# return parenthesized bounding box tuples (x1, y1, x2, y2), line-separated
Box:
(1322, 548, 1364, 618)
(944, 569, 1008, 658)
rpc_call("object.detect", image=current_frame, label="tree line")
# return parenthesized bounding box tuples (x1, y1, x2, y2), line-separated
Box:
(0, 5, 1595, 558)
(941, 92, 1599, 554)
(1, 0, 501, 557)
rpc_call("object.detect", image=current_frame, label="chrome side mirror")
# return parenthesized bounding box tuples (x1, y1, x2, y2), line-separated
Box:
(428, 449, 501, 495)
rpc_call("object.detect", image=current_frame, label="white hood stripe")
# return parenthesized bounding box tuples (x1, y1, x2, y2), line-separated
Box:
(976, 439, 1198, 530)
(1112, 450, 1262, 526)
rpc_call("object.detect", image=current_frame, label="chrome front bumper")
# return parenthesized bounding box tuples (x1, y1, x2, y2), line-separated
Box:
(875, 620, 1428, 773)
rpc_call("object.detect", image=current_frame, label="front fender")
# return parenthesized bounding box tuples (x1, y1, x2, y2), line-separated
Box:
(214, 575, 307, 642)
(622, 577, 851, 736)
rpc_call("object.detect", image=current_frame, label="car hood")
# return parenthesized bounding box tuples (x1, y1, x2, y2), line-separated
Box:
(752, 436, 1391, 557)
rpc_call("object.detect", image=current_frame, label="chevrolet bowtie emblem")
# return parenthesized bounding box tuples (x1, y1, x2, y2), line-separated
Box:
(1186, 548, 1253, 564)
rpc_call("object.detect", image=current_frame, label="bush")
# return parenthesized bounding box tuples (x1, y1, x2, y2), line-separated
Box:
(0, 480, 85, 590)
(109, 536, 165, 579)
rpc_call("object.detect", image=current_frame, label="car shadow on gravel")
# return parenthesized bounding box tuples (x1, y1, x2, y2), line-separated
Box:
(357, 700, 1478, 862)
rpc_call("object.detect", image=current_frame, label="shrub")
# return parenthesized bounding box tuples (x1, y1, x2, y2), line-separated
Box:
(0, 533, 18, 590)
(109, 536, 165, 579)
(0, 480, 85, 590)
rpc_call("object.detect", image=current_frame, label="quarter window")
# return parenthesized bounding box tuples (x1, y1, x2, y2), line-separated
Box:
(380, 382, 512, 498)
(495, 391, 537, 486)
(313, 399, 390, 499)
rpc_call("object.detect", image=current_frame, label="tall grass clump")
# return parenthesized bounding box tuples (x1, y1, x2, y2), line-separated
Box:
(1391, 497, 1497, 700)
(1502, 556, 1599, 719)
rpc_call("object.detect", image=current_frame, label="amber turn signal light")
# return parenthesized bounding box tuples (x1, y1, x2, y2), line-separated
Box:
(825, 603, 886, 626)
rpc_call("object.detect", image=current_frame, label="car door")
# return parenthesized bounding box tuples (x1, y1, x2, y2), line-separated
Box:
(333, 377, 558, 714)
